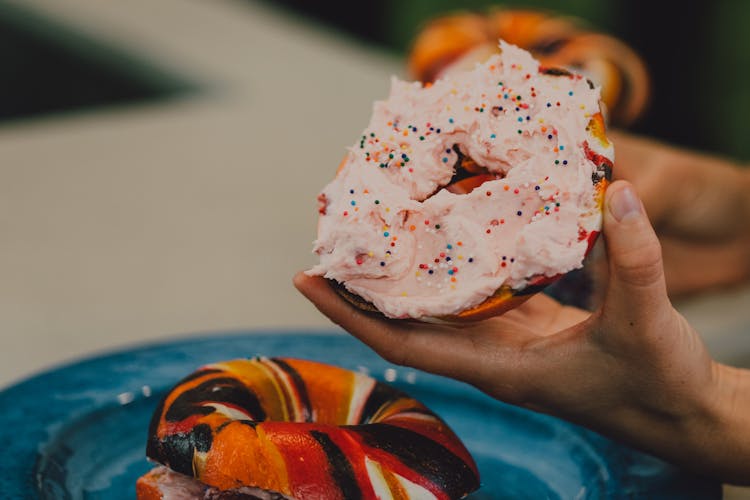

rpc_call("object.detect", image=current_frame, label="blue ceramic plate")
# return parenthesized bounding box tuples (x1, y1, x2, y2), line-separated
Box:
(0, 331, 719, 499)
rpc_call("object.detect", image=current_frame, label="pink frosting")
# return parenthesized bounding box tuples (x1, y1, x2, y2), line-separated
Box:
(310, 42, 613, 319)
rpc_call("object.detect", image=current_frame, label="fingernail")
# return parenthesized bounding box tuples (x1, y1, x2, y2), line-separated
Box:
(609, 185, 642, 222)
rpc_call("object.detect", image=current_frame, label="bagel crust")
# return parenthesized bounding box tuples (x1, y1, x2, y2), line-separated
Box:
(142, 357, 480, 499)
(311, 41, 613, 320)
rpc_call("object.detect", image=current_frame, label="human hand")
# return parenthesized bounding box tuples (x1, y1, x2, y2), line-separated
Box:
(295, 180, 750, 484)
(610, 131, 750, 295)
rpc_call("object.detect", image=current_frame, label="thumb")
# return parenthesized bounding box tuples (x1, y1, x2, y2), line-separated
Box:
(601, 180, 670, 324)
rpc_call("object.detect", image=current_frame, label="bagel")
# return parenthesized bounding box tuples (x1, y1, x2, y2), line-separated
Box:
(310, 41, 613, 321)
(138, 357, 480, 499)
(408, 9, 650, 127)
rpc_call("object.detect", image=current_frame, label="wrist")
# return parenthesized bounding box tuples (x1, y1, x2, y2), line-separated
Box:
(615, 361, 750, 485)
(579, 356, 749, 484)
(696, 362, 750, 484)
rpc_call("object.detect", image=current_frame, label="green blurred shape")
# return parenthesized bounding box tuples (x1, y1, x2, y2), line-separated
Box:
(709, 1, 750, 161)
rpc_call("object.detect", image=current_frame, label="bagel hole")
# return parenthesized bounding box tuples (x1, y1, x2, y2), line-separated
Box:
(442, 144, 505, 195)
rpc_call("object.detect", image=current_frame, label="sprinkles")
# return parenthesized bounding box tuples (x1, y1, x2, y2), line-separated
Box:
(316, 43, 611, 319)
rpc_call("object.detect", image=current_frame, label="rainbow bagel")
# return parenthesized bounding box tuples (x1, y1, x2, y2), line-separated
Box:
(408, 9, 649, 127)
(138, 357, 480, 499)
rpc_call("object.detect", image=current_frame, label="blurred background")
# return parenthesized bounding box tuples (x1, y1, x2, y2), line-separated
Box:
(2, 0, 750, 393)
(267, 0, 750, 161)
(5, 0, 750, 159)
(1, 0, 749, 496)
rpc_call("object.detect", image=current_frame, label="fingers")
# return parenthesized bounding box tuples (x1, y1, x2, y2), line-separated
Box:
(610, 131, 750, 239)
(608, 131, 671, 224)
(293, 273, 390, 341)
(600, 180, 671, 332)
(292, 273, 539, 387)
(293, 273, 467, 377)
(659, 236, 750, 295)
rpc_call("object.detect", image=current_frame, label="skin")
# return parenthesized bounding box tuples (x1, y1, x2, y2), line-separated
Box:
(611, 131, 750, 295)
(295, 179, 750, 485)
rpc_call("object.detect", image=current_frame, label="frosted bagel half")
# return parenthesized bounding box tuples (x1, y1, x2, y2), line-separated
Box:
(310, 41, 613, 321)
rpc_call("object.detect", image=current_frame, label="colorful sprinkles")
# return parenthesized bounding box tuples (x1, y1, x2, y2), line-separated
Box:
(318, 45, 609, 310)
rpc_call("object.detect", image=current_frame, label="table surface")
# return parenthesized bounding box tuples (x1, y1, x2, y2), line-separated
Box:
(1, 1, 748, 497)
(0, 0, 401, 388)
